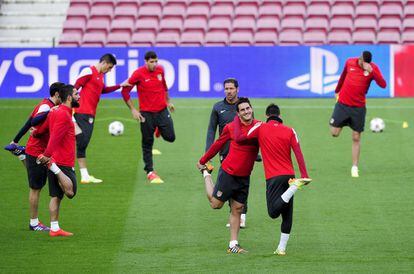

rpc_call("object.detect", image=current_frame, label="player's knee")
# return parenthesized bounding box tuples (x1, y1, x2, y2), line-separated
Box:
(163, 133, 175, 143)
(352, 135, 361, 142)
(268, 208, 281, 219)
(210, 200, 223, 209)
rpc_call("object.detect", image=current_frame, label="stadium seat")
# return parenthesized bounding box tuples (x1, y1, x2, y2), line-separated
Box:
(205, 31, 229, 46)
(135, 18, 159, 34)
(331, 0, 354, 19)
(85, 18, 111, 34)
(327, 30, 352, 44)
(283, 1, 307, 19)
(234, 2, 258, 18)
(377, 30, 401, 44)
(63, 18, 86, 35)
(254, 30, 277, 45)
(354, 16, 377, 32)
(159, 17, 183, 33)
(156, 32, 180, 46)
(138, 2, 163, 20)
(89, 4, 114, 20)
(256, 16, 280, 32)
(186, 2, 210, 20)
(208, 17, 232, 34)
(401, 30, 414, 43)
(281, 16, 304, 31)
(116, 0, 139, 9)
(114, 5, 139, 20)
(379, 0, 404, 19)
(162, 1, 187, 20)
(403, 17, 414, 31)
(330, 16, 353, 32)
(352, 30, 376, 44)
(183, 17, 208, 33)
(59, 32, 82, 47)
(258, 0, 283, 19)
(405, 1, 414, 18)
(305, 17, 329, 32)
(66, 5, 90, 21)
(278, 29, 303, 45)
(303, 30, 327, 45)
(355, 2, 379, 18)
(307, 1, 331, 19)
(70, 0, 90, 9)
(378, 17, 402, 32)
(180, 31, 204, 46)
(130, 31, 155, 47)
(210, 2, 234, 19)
(106, 32, 131, 46)
(82, 32, 106, 47)
(92, 0, 116, 9)
(111, 18, 134, 34)
(229, 31, 253, 46)
(232, 16, 256, 33)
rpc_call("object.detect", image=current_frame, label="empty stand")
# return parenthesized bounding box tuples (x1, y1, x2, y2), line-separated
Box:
(57, 0, 414, 47)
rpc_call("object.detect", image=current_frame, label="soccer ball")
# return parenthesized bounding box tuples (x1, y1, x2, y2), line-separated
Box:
(369, 118, 385, 133)
(108, 121, 124, 136)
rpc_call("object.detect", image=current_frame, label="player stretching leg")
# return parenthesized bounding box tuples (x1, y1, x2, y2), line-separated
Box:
(197, 98, 259, 254)
(234, 103, 311, 255)
(6, 82, 64, 231)
(329, 51, 386, 177)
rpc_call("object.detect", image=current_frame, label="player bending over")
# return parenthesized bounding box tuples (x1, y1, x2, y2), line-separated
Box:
(234, 103, 311, 255)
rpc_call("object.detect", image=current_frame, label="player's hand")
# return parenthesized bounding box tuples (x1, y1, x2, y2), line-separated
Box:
(335, 93, 339, 102)
(168, 102, 175, 112)
(362, 62, 373, 73)
(120, 79, 132, 87)
(131, 108, 145, 123)
(196, 162, 205, 170)
(36, 154, 50, 165)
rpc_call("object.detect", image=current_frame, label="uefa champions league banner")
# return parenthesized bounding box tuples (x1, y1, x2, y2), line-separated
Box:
(0, 46, 391, 99)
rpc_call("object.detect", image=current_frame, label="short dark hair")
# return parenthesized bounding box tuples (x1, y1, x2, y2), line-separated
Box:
(362, 51, 372, 63)
(144, 51, 157, 61)
(223, 78, 239, 88)
(59, 84, 75, 103)
(49, 82, 65, 97)
(236, 97, 251, 112)
(266, 103, 280, 117)
(100, 53, 117, 65)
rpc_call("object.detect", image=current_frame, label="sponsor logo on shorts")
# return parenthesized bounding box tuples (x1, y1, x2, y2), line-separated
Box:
(217, 191, 223, 197)
(88, 117, 94, 124)
(330, 118, 334, 124)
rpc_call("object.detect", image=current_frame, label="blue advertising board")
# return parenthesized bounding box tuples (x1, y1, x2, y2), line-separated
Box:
(0, 46, 390, 98)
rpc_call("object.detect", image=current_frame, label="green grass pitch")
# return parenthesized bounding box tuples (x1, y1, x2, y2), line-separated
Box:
(0, 98, 413, 273)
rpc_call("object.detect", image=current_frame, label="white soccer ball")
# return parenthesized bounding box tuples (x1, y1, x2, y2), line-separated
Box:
(370, 118, 385, 133)
(108, 121, 124, 136)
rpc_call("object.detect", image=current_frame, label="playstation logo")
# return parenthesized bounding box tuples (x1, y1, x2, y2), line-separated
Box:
(286, 47, 341, 95)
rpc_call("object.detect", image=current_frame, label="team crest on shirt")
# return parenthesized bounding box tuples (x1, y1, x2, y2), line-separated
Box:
(157, 74, 162, 81)
(217, 191, 223, 197)
(363, 71, 369, 76)
(88, 117, 94, 124)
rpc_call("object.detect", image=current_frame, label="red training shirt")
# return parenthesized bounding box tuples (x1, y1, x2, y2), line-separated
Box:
(335, 58, 386, 107)
(121, 65, 168, 112)
(199, 120, 259, 177)
(74, 65, 120, 116)
(26, 98, 56, 158)
(235, 117, 308, 180)
(43, 105, 76, 167)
